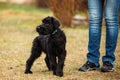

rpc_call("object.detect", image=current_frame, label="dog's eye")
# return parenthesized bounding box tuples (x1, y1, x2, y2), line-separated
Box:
(45, 22, 50, 25)
(46, 23, 49, 25)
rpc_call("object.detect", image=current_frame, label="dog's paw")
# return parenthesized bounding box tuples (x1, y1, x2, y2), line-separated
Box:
(55, 71, 63, 77)
(53, 71, 56, 75)
(24, 70, 33, 74)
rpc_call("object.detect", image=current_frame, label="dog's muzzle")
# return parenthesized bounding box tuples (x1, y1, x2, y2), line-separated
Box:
(36, 26, 45, 32)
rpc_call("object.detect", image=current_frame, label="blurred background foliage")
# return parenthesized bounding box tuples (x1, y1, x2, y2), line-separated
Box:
(0, 0, 120, 27)
(0, 0, 88, 27)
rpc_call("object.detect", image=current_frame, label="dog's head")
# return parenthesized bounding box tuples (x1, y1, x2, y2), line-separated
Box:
(36, 16, 60, 35)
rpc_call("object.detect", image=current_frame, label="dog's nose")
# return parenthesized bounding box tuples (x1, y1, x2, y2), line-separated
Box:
(36, 26, 46, 32)
(36, 26, 40, 32)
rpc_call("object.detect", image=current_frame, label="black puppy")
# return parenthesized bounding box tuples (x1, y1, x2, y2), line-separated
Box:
(25, 16, 66, 77)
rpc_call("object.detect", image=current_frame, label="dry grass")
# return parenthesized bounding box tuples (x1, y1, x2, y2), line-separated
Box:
(0, 2, 120, 80)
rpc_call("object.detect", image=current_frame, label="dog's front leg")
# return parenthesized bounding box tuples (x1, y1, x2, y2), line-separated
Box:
(56, 50, 66, 77)
(45, 55, 52, 71)
(47, 45, 57, 75)
(25, 37, 42, 74)
(48, 53, 57, 75)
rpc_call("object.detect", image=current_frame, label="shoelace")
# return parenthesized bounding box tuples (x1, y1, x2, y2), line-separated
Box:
(83, 61, 91, 69)
(103, 61, 112, 67)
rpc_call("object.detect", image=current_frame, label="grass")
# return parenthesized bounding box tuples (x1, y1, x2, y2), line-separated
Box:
(0, 2, 120, 80)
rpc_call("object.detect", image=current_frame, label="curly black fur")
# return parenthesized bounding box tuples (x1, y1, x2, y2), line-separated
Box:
(24, 16, 67, 77)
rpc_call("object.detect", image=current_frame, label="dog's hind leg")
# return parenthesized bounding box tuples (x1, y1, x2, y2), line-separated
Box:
(25, 37, 42, 74)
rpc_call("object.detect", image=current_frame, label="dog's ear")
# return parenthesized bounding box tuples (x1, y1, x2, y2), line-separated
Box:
(52, 17, 60, 28)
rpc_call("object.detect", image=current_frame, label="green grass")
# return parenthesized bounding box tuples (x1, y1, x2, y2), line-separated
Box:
(0, 2, 120, 80)
(0, 2, 50, 13)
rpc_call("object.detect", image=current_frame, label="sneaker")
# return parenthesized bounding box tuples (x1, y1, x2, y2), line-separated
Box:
(78, 61, 100, 72)
(101, 61, 114, 72)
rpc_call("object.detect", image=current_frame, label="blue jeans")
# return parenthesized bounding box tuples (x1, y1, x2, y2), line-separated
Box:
(87, 0, 119, 67)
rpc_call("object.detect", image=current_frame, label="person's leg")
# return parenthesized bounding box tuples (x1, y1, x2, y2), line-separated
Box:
(102, 0, 120, 72)
(79, 0, 104, 71)
(87, 0, 104, 66)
